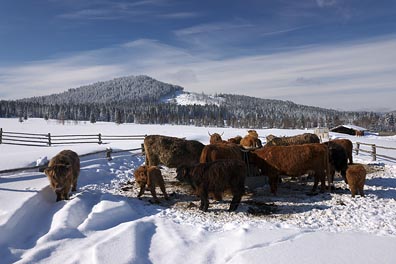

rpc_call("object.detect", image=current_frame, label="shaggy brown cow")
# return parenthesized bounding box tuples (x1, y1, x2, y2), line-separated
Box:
(227, 135, 242, 144)
(265, 133, 320, 146)
(44, 149, 80, 202)
(346, 164, 366, 197)
(176, 159, 247, 212)
(331, 139, 353, 164)
(254, 144, 330, 195)
(134, 165, 169, 203)
(200, 143, 243, 163)
(208, 132, 226, 144)
(240, 130, 262, 149)
(144, 135, 204, 168)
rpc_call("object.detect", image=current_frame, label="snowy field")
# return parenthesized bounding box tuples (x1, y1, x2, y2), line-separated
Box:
(1, 118, 396, 264)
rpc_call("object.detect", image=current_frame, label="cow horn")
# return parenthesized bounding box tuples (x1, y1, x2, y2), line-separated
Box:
(221, 132, 224, 136)
(208, 131, 212, 136)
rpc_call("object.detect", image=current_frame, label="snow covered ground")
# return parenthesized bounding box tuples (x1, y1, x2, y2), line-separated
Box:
(1, 118, 396, 264)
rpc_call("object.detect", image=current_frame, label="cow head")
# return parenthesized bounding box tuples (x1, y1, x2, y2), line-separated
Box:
(134, 166, 148, 187)
(44, 163, 72, 195)
(208, 131, 224, 144)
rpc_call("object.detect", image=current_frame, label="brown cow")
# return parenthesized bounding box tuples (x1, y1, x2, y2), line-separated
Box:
(176, 159, 246, 212)
(240, 130, 262, 149)
(331, 139, 353, 164)
(346, 164, 366, 197)
(265, 133, 320, 146)
(227, 135, 242, 144)
(208, 132, 226, 144)
(200, 143, 243, 163)
(144, 135, 204, 168)
(134, 165, 169, 203)
(254, 144, 330, 195)
(44, 149, 80, 202)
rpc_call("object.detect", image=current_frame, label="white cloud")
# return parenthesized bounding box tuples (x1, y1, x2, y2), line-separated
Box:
(1, 36, 395, 111)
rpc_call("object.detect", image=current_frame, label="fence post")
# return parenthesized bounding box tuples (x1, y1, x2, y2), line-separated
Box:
(372, 144, 377, 161)
(141, 143, 145, 154)
(356, 142, 360, 155)
(0, 128, 2, 144)
(106, 147, 112, 161)
(47, 133, 51, 146)
(98, 133, 102, 144)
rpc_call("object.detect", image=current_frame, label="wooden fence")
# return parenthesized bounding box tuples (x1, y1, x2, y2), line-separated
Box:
(0, 128, 146, 147)
(355, 142, 396, 162)
(0, 146, 144, 175)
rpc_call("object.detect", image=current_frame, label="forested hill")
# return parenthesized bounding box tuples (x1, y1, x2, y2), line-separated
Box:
(1, 75, 394, 131)
(19, 75, 183, 104)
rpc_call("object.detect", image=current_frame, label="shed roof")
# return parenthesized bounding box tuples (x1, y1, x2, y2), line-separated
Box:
(331, 124, 368, 131)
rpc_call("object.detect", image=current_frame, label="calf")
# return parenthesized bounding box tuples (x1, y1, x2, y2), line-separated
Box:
(176, 159, 247, 212)
(134, 165, 169, 203)
(44, 150, 80, 202)
(346, 164, 366, 197)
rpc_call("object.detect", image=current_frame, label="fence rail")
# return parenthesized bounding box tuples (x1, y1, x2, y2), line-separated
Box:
(0, 147, 144, 175)
(355, 142, 396, 162)
(0, 128, 146, 147)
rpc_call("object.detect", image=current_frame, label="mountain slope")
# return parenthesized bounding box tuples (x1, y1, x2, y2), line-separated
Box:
(20, 75, 183, 104)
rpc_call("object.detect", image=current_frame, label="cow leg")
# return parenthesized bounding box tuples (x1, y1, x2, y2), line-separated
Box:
(158, 178, 169, 200)
(268, 175, 278, 195)
(72, 176, 78, 192)
(200, 190, 209, 212)
(137, 185, 145, 198)
(229, 194, 242, 212)
(311, 174, 319, 193)
(149, 184, 160, 203)
(351, 187, 356, 197)
(56, 192, 62, 202)
(159, 184, 169, 200)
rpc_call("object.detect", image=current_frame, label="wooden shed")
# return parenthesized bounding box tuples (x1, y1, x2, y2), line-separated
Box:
(330, 125, 367, 136)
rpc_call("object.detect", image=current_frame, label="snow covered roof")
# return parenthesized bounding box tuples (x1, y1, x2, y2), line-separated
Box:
(332, 124, 368, 131)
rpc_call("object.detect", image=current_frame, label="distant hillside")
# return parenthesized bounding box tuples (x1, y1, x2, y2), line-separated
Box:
(19, 75, 183, 104)
(1, 75, 394, 131)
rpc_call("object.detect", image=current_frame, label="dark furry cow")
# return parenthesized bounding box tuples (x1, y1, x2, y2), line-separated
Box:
(265, 133, 320, 146)
(322, 141, 348, 185)
(176, 159, 247, 212)
(331, 139, 353, 164)
(134, 165, 169, 203)
(144, 135, 204, 168)
(199, 143, 243, 163)
(44, 149, 80, 202)
(254, 144, 330, 195)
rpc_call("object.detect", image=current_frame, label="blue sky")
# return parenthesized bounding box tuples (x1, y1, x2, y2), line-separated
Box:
(0, 0, 395, 111)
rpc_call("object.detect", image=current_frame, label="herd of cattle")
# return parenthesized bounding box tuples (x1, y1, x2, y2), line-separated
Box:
(44, 130, 367, 212)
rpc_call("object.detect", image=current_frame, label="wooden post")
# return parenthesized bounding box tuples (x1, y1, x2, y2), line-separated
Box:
(141, 143, 145, 154)
(98, 133, 102, 144)
(0, 128, 2, 144)
(47, 133, 51, 146)
(372, 144, 377, 161)
(356, 142, 360, 155)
